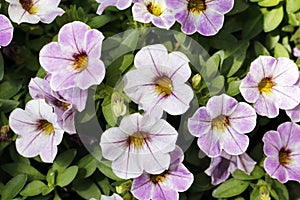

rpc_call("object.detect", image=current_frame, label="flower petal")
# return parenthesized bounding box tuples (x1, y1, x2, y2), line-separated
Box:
(229, 102, 257, 133)
(254, 93, 279, 118)
(188, 107, 212, 137)
(222, 127, 249, 155)
(262, 130, 281, 157)
(197, 9, 224, 36)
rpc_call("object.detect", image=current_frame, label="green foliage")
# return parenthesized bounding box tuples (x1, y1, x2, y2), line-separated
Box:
(212, 178, 250, 198)
(1, 162, 45, 180)
(1, 174, 27, 200)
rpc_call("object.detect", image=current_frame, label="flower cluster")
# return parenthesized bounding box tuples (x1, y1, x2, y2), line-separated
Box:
(101, 44, 195, 199)
(96, 0, 234, 35)
(188, 94, 257, 184)
(4, 0, 300, 199)
(9, 21, 105, 162)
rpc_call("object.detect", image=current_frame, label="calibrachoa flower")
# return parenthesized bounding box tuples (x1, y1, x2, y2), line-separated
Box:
(240, 56, 300, 118)
(29, 77, 88, 134)
(188, 94, 257, 157)
(9, 99, 64, 163)
(293, 47, 300, 57)
(100, 113, 178, 179)
(166, 0, 234, 35)
(263, 122, 300, 183)
(6, 0, 64, 24)
(131, 146, 193, 200)
(286, 74, 300, 122)
(0, 14, 13, 48)
(96, 0, 132, 15)
(99, 194, 123, 200)
(123, 44, 193, 116)
(132, 0, 175, 29)
(39, 21, 105, 91)
(205, 151, 256, 185)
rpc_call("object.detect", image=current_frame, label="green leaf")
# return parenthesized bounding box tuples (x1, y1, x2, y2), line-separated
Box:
(224, 41, 249, 77)
(88, 15, 112, 29)
(0, 99, 19, 113)
(227, 79, 241, 96)
(232, 166, 265, 180)
(242, 6, 263, 40)
(97, 178, 111, 196)
(208, 75, 225, 96)
(77, 154, 98, 179)
(56, 166, 78, 187)
(1, 174, 27, 200)
(250, 186, 260, 200)
(262, 6, 284, 32)
(0, 52, 4, 81)
(1, 162, 45, 180)
(254, 41, 270, 56)
(266, 33, 280, 50)
(52, 149, 77, 172)
(102, 95, 117, 127)
(212, 178, 250, 198)
(286, 0, 300, 13)
(72, 179, 101, 199)
(258, 0, 279, 7)
(271, 179, 289, 200)
(97, 160, 123, 181)
(20, 180, 47, 197)
(274, 43, 290, 58)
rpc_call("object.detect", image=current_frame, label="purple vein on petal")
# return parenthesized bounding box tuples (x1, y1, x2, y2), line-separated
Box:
(170, 92, 188, 106)
(145, 139, 165, 169)
(147, 48, 161, 77)
(169, 63, 186, 79)
(202, 12, 218, 33)
(21, 130, 44, 153)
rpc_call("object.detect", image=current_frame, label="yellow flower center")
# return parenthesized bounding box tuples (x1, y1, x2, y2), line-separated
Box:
(72, 52, 89, 72)
(146, 2, 163, 16)
(37, 120, 55, 136)
(128, 131, 148, 149)
(279, 148, 292, 166)
(258, 77, 275, 94)
(212, 115, 229, 132)
(19, 0, 38, 14)
(54, 100, 70, 111)
(187, 0, 206, 14)
(150, 170, 168, 183)
(155, 76, 173, 96)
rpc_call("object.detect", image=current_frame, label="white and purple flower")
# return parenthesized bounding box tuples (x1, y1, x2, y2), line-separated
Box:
(0, 14, 13, 48)
(100, 113, 178, 179)
(131, 146, 193, 200)
(240, 56, 300, 118)
(39, 21, 105, 91)
(188, 94, 257, 158)
(96, 0, 132, 15)
(123, 44, 193, 117)
(6, 0, 64, 24)
(205, 151, 256, 185)
(9, 99, 64, 163)
(263, 122, 300, 183)
(132, 0, 175, 29)
(166, 0, 234, 35)
(29, 77, 88, 134)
